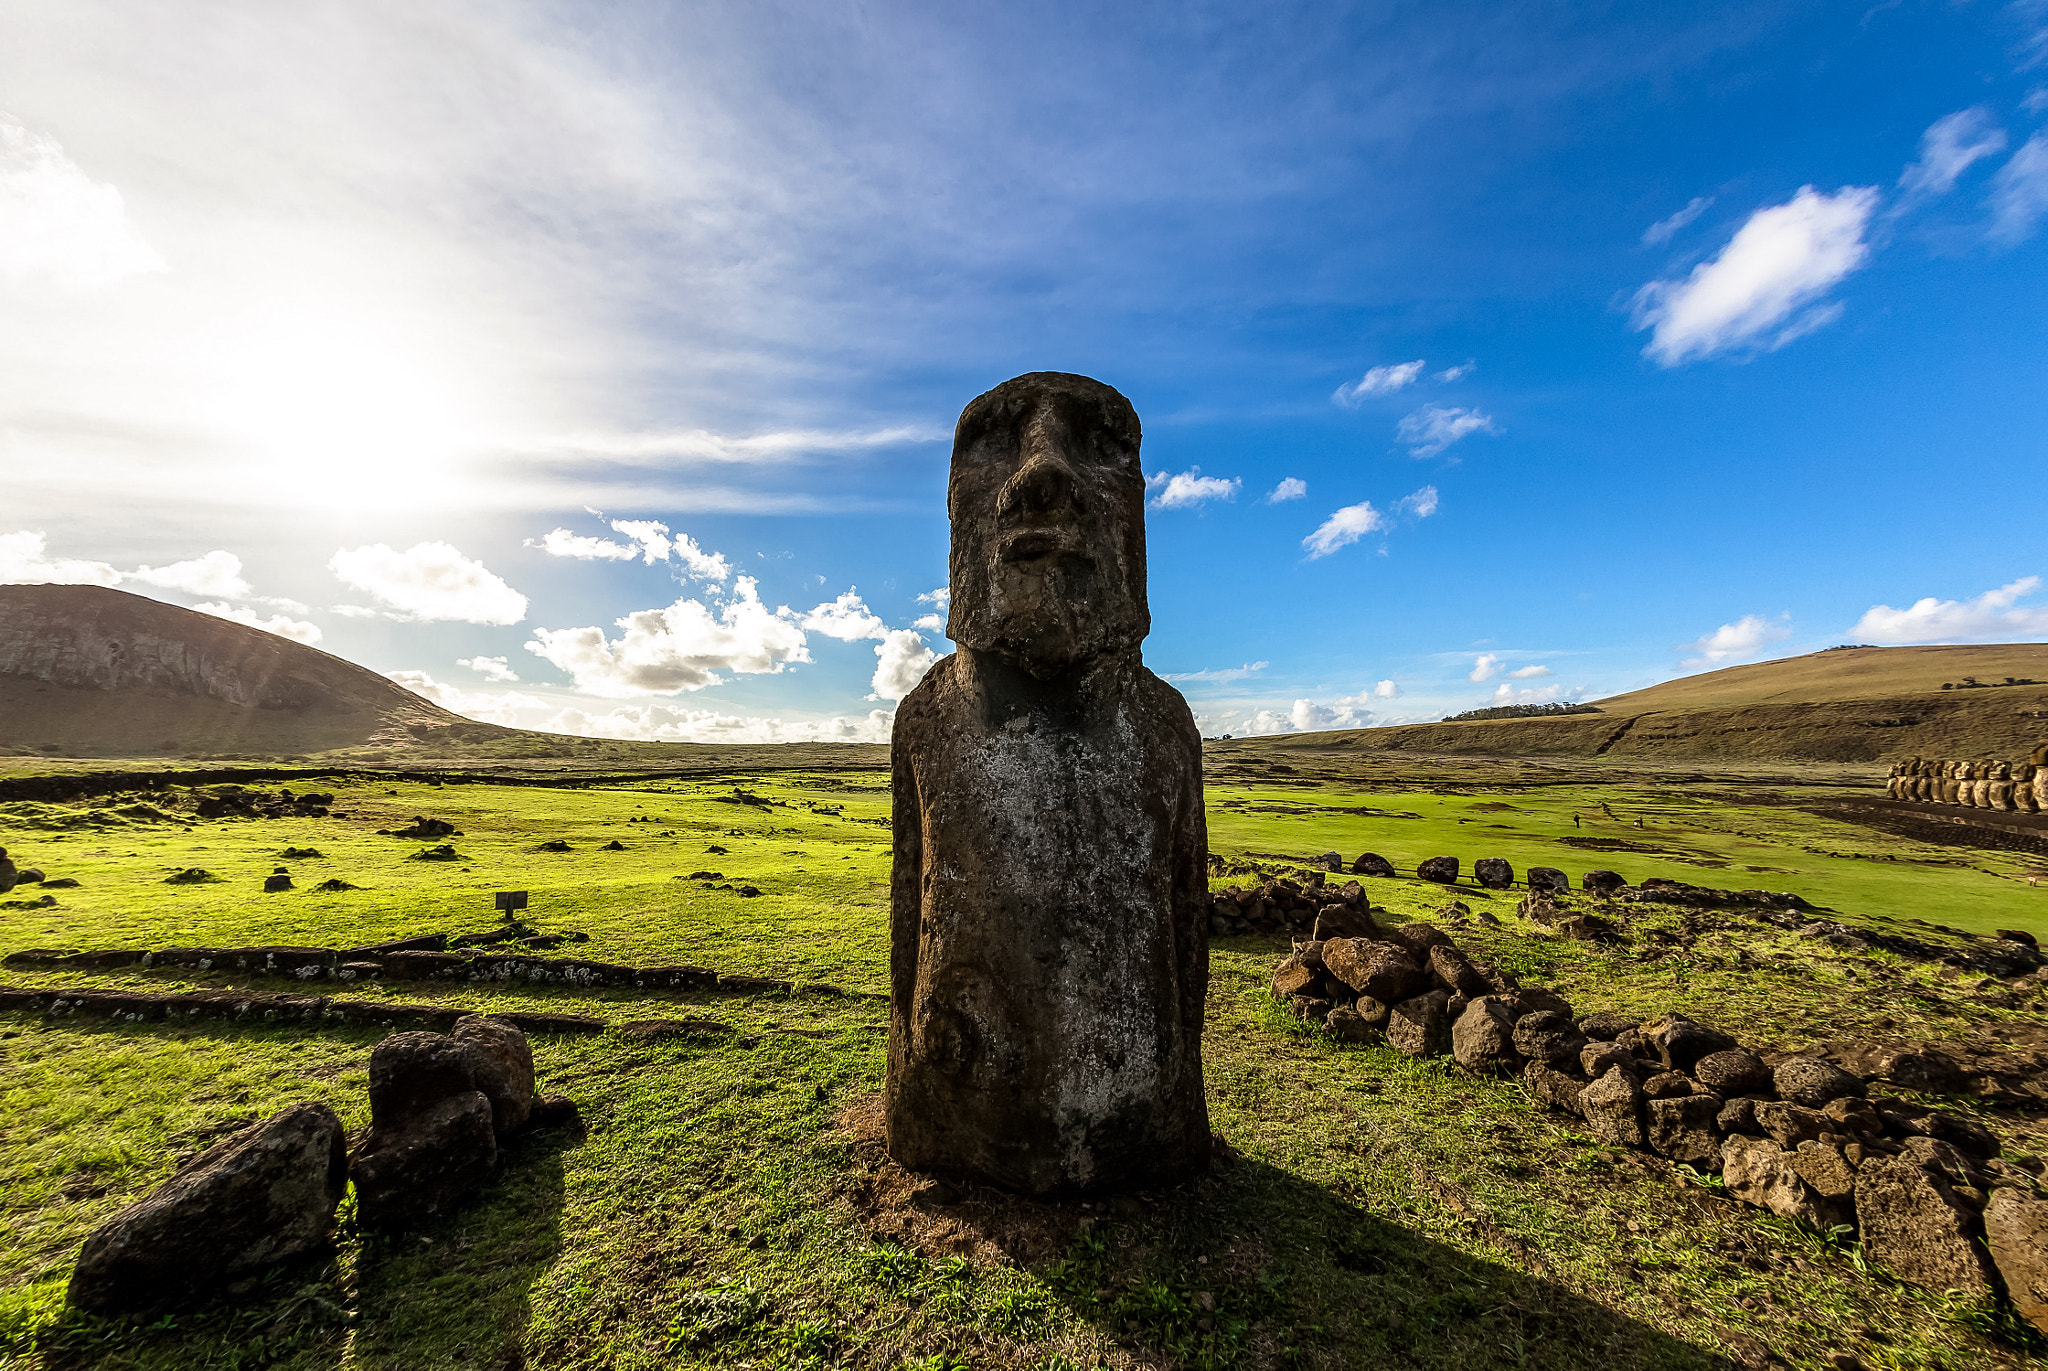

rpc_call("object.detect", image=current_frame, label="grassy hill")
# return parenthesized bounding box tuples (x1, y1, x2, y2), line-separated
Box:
(1289, 645, 2048, 764)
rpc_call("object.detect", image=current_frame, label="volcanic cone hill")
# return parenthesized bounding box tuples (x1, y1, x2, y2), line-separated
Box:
(0, 584, 511, 759)
(1262, 645, 2048, 763)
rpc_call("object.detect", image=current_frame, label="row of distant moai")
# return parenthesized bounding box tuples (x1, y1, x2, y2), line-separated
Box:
(1885, 745, 2048, 812)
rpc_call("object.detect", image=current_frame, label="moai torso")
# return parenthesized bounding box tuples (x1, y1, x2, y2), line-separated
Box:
(886, 372, 1211, 1197)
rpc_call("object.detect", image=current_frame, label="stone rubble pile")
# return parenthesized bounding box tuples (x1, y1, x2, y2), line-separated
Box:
(193, 786, 335, 820)
(1887, 756, 2048, 813)
(65, 1015, 577, 1317)
(1268, 926, 2048, 1329)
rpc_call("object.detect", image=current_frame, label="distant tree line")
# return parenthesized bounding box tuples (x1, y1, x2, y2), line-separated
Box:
(1440, 702, 1603, 723)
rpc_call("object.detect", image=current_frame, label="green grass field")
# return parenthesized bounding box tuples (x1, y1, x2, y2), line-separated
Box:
(2, 761, 2045, 1370)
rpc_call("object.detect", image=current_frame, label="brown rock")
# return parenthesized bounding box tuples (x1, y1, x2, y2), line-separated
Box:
(1524, 1060, 1586, 1115)
(1717, 1097, 1757, 1135)
(351, 1092, 498, 1232)
(1271, 959, 1318, 1000)
(1324, 1007, 1376, 1043)
(1322, 938, 1426, 1005)
(1351, 995, 1392, 1028)
(1312, 904, 1378, 940)
(1526, 866, 1568, 894)
(66, 1103, 346, 1315)
(1723, 1135, 1839, 1226)
(1427, 943, 1490, 997)
(1511, 1010, 1587, 1066)
(1350, 852, 1395, 877)
(1692, 1049, 1773, 1097)
(1576, 1013, 1634, 1042)
(1580, 1066, 1646, 1149)
(1789, 1140, 1856, 1201)
(1473, 858, 1513, 889)
(1647, 1094, 1724, 1169)
(1581, 1041, 1636, 1080)
(1854, 1155, 1993, 1295)
(1984, 1188, 2048, 1336)
(1452, 997, 1522, 1073)
(1640, 1014, 1736, 1072)
(1821, 1096, 1882, 1138)
(1642, 1071, 1694, 1099)
(1580, 869, 1625, 894)
(1773, 1056, 1865, 1108)
(1416, 855, 1459, 884)
(1387, 921, 1454, 960)
(885, 373, 1211, 1197)
(1755, 1101, 1829, 1149)
(452, 1015, 535, 1136)
(1386, 990, 1452, 1057)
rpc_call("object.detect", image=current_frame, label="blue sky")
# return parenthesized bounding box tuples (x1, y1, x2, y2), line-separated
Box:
(3, 0, 2046, 741)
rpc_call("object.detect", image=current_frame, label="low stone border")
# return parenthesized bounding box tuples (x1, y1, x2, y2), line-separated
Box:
(1267, 924, 2048, 1330)
(0, 984, 605, 1034)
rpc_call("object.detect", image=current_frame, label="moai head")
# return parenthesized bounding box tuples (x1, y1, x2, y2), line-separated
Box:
(946, 372, 1149, 677)
(1995, 761, 2013, 781)
(1960, 760, 1977, 780)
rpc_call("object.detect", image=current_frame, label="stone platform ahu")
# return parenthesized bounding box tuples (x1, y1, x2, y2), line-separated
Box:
(885, 372, 1211, 1197)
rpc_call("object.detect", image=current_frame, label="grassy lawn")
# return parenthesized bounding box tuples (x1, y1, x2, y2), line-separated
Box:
(1, 760, 2044, 1369)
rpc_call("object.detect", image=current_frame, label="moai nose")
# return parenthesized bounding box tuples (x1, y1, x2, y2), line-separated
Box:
(1000, 416, 1082, 521)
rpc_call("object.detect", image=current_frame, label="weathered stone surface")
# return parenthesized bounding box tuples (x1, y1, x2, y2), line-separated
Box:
(1351, 995, 1392, 1028)
(1526, 866, 1568, 894)
(1524, 1060, 1585, 1116)
(886, 373, 1210, 1197)
(1789, 1140, 1856, 1201)
(352, 1091, 498, 1232)
(1473, 858, 1514, 890)
(1517, 891, 1559, 923)
(367, 1031, 482, 1131)
(1717, 1097, 1758, 1136)
(1854, 1155, 1993, 1296)
(1271, 959, 1319, 1000)
(453, 1015, 535, 1136)
(1647, 1094, 1724, 1169)
(1427, 943, 1490, 998)
(1581, 869, 1625, 894)
(1754, 1101, 1829, 1149)
(1773, 1056, 1865, 1108)
(1416, 856, 1459, 884)
(1556, 913, 1620, 942)
(1511, 1010, 1587, 1066)
(1723, 1135, 1837, 1225)
(1692, 1049, 1773, 1097)
(1350, 852, 1395, 877)
(1387, 922, 1453, 961)
(1580, 1067, 1646, 1149)
(68, 1103, 346, 1315)
(1510, 985, 1575, 1020)
(1386, 990, 1452, 1057)
(1321, 938, 1426, 1005)
(1581, 1041, 1636, 1080)
(1324, 1007, 1376, 1043)
(1452, 997, 1522, 1073)
(1984, 1188, 2048, 1336)
(1642, 1071, 1694, 1099)
(1640, 1014, 1736, 1072)
(1311, 904, 1377, 940)
(1576, 1013, 1634, 1042)
(1821, 1096, 1882, 1138)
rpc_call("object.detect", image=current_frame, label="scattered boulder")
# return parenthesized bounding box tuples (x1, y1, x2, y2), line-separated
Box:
(163, 868, 219, 885)
(1312, 904, 1378, 940)
(1416, 856, 1460, 885)
(1351, 995, 1392, 1029)
(1511, 1010, 1587, 1067)
(1646, 1094, 1723, 1169)
(1452, 998, 1522, 1073)
(350, 1032, 499, 1231)
(393, 816, 458, 838)
(1517, 891, 1559, 923)
(409, 844, 462, 862)
(1821, 1096, 1882, 1139)
(1580, 1067, 1647, 1149)
(1556, 913, 1622, 942)
(1984, 1188, 2048, 1336)
(67, 1103, 346, 1316)
(1526, 866, 1568, 894)
(1854, 1154, 1993, 1296)
(263, 869, 293, 893)
(1321, 939, 1426, 1005)
(1717, 1098, 1757, 1136)
(453, 1016, 536, 1136)
(1692, 1049, 1773, 1097)
(1351, 852, 1395, 877)
(1473, 858, 1514, 890)
(1386, 991, 1452, 1057)
(1773, 1056, 1865, 1108)
(1581, 869, 1625, 894)
(1314, 851, 1344, 871)
(1788, 1140, 1856, 1205)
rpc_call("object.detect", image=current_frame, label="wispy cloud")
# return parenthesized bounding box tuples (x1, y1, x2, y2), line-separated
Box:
(1332, 360, 1425, 407)
(329, 541, 528, 624)
(1396, 485, 1440, 518)
(1158, 661, 1270, 683)
(1301, 501, 1385, 559)
(1990, 133, 2048, 243)
(1145, 468, 1241, 510)
(1633, 185, 1877, 365)
(1642, 195, 1713, 245)
(194, 601, 322, 645)
(1396, 406, 1497, 457)
(1898, 108, 2007, 199)
(1264, 477, 1307, 503)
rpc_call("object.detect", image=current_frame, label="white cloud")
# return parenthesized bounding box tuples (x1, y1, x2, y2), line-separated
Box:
(1469, 652, 1501, 682)
(1373, 679, 1399, 698)
(1848, 577, 2048, 644)
(192, 601, 322, 645)
(1490, 682, 1561, 706)
(457, 654, 520, 682)
(544, 703, 895, 745)
(1301, 500, 1385, 558)
(127, 550, 252, 599)
(385, 670, 546, 726)
(1395, 485, 1440, 518)
(533, 527, 639, 561)
(1899, 109, 2007, 199)
(1508, 663, 1552, 679)
(1433, 362, 1475, 382)
(913, 613, 946, 632)
(524, 575, 809, 696)
(1145, 468, 1241, 510)
(917, 586, 951, 610)
(1680, 613, 1792, 668)
(1332, 360, 1425, 406)
(1642, 196, 1713, 246)
(1396, 405, 1497, 457)
(2027, 88, 2048, 117)
(329, 541, 528, 624)
(1990, 133, 2048, 244)
(1633, 185, 1877, 365)
(0, 111, 165, 289)
(543, 424, 945, 467)
(1224, 693, 1375, 735)
(870, 628, 938, 701)
(1158, 661, 1270, 683)
(802, 588, 888, 641)
(1265, 477, 1308, 503)
(604, 518, 672, 564)
(0, 530, 120, 586)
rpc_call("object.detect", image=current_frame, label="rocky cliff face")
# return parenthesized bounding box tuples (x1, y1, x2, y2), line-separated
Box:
(0, 585, 488, 756)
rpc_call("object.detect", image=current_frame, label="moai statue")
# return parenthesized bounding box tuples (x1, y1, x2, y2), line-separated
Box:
(1909, 758, 1931, 802)
(2034, 757, 2048, 813)
(1885, 761, 1902, 799)
(886, 372, 1211, 1197)
(1991, 761, 2016, 812)
(2019, 763, 2042, 814)
(1944, 760, 1965, 806)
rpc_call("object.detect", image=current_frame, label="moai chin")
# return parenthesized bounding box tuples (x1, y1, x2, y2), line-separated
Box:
(885, 372, 1211, 1197)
